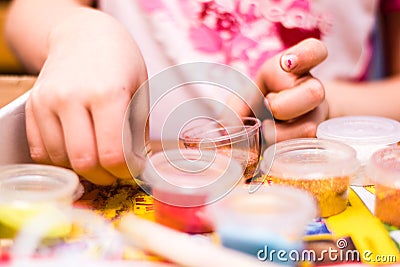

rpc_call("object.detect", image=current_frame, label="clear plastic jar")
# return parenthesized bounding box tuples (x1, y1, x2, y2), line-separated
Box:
(141, 149, 243, 234)
(317, 116, 400, 186)
(210, 185, 316, 263)
(260, 138, 360, 217)
(366, 147, 400, 228)
(179, 116, 261, 182)
(0, 164, 79, 238)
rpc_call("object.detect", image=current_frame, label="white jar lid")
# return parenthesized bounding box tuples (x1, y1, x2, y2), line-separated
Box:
(366, 146, 400, 187)
(0, 164, 79, 203)
(141, 149, 243, 206)
(316, 116, 400, 145)
(210, 185, 316, 236)
(261, 138, 359, 179)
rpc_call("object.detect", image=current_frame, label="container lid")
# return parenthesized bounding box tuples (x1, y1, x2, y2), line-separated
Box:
(366, 147, 400, 187)
(179, 117, 261, 148)
(210, 185, 316, 236)
(141, 149, 243, 206)
(260, 138, 359, 179)
(0, 164, 80, 203)
(316, 116, 400, 145)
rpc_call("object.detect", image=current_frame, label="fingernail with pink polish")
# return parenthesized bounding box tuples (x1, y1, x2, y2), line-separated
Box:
(281, 54, 298, 72)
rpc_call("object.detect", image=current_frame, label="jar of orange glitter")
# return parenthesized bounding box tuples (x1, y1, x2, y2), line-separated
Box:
(366, 146, 400, 228)
(260, 138, 360, 217)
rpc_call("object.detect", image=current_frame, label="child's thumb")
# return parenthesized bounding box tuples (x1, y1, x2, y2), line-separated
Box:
(280, 38, 328, 75)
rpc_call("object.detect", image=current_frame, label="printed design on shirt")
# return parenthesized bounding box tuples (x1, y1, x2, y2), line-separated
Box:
(139, 0, 332, 78)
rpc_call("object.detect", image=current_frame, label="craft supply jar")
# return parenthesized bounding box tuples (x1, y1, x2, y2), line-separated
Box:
(317, 116, 400, 186)
(179, 116, 262, 182)
(366, 147, 400, 228)
(141, 149, 243, 234)
(260, 138, 360, 217)
(210, 185, 316, 264)
(0, 164, 79, 238)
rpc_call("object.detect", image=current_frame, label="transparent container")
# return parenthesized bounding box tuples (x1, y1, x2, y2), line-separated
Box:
(210, 185, 316, 263)
(141, 149, 243, 234)
(0, 164, 79, 238)
(366, 147, 400, 228)
(260, 138, 360, 217)
(179, 116, 262, 182)
(317, 116, 400, 186)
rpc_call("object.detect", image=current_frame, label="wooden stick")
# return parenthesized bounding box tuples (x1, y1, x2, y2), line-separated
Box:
(118, 214, 280, 267)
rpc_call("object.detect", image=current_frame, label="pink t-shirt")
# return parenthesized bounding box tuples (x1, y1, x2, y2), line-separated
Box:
(98, 0, 399, 139)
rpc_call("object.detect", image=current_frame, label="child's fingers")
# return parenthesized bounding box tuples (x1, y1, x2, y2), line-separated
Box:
(266, 76, 325, 120)
(60, 104, 117, 185)
(280, 38, 328, 75)
(25, 96, 52, 165)
(91, 96, 135, 180)
(262, 100, 329, 144)
(256, 38, 327, 95)
(29, 88, 72, 168)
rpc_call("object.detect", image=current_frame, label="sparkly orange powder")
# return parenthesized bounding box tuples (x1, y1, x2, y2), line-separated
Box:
(219, 149, 260, 181)
(266, 175, 350, 217)
(375, 184, 400, 228)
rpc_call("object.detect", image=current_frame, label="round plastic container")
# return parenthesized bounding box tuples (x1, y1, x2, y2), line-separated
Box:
(141, 149, 243, 234)
(210, 185, 316, 263)
(179, 116, 262, 182)
(260, 138, 360, 217)
(366, 147, 400, 227)
(317, 116, 400, 186)
(0, 164, 79, 238)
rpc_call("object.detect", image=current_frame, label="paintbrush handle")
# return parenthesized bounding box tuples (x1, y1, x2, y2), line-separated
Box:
(118, 214, 277, 267)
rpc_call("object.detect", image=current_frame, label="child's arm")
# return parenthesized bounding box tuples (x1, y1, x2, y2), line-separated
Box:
(6, 0, 96, 72)
(324, 10, 400, 120)
(5, 0, 148, 185)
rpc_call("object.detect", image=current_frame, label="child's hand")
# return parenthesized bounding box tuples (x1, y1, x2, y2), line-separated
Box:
(25, 14, 148, 185)
(256, 38, 328, 143)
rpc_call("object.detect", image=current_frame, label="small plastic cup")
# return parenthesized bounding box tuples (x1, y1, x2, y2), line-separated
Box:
(260, 138, 360, 217)
(317, 116, 400, 186)
(210, 185, 316, 263)
(366, 147, 400, 228)
(179, 116, 262, 182)
(0, 164, 79, 238)
(141, 149, 243, 234)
